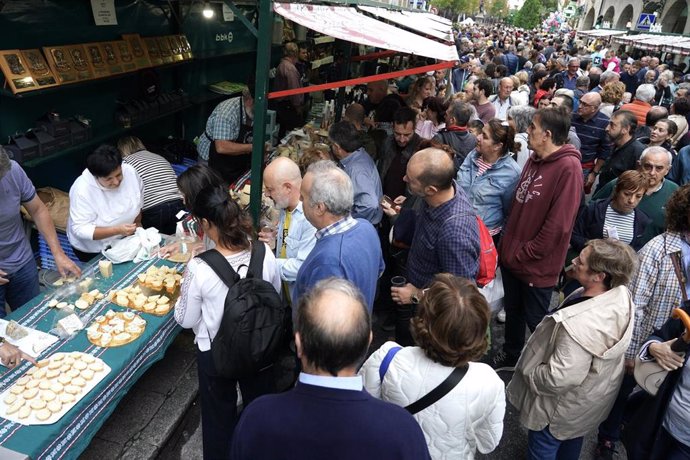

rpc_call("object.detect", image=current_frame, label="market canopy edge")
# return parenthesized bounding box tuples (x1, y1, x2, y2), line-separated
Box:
(273, 3, 459, 62)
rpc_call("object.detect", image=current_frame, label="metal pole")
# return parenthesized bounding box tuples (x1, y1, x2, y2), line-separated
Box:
(249, 0, 273, 226)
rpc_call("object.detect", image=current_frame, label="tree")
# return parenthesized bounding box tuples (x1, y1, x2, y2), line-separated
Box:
(431, 0, 481, 17)
(514, 0, 542, 29)
(486, 0, 509, 18)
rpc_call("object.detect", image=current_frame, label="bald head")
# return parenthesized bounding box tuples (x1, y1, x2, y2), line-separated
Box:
(647, 106, 669, 127)
(408, 147, 455, 190)
(263, 156, 302, 209)
(296, 278, 371, 376)
(344, 103, 365, 127)
(581, 92, 601, 107)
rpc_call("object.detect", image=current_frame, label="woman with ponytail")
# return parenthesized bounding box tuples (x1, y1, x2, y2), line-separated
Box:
(457, 118, 522, 244)
(174, 185, 281, 459)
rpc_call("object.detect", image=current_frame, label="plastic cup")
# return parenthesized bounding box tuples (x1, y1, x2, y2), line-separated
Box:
(391, 276, 407, 287)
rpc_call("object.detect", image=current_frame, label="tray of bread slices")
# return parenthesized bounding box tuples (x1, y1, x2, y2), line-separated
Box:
(0, 351, 110, 425)
(86, 310, 147, 348)
(106, 265, 181, 316)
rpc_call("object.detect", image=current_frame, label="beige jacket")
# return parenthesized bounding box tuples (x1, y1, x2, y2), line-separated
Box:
(506, 285, 635, 440)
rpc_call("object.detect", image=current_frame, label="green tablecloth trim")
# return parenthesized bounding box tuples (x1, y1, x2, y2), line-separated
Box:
(0, 256, 184, 460)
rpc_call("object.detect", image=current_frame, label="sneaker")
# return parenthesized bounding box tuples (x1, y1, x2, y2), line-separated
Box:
(490, 350, 517, 372)
(594, 439, 617, 460)
(497, 308, 506, 323)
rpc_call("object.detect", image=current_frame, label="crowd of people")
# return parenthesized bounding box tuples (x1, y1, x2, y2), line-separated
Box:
(2, 21, 690, 460)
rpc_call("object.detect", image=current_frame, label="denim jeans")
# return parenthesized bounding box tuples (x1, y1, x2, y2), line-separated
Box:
(528, 426, 584, 460)
(197, 349, 276, 460)
(501, 266, 554, 362)
(0, 258, 40, 318)
(650, 427, 690, 460)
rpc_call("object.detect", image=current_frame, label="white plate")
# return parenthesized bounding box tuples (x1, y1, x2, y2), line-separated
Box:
(0, 352, 111, 425)
(0, 320, 58, 364)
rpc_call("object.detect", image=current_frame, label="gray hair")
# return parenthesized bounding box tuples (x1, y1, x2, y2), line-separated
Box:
(306, 160, 353, 217)
(568, 56, 580, 65)
(640, 146, 673, 166)
(636, 84, 656, 103)
(507, 105, 536, 133)
(600, 70, 618, 85)
(0, 146, 11, 180)
(576, 75, 590, 89)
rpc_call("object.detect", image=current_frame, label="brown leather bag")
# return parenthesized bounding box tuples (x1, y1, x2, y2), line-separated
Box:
(21, 187, 70, 232)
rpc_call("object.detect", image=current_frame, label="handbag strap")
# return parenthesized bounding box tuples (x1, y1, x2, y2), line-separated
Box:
(378, 346, 402, 381)
(405, 364, 469, 415)
(670, 251, 688, 302)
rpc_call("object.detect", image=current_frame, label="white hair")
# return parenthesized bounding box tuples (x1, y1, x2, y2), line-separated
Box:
(635, 84, 656, 103)
(306, 160, 353, 216)
(640, 146, 673, 166)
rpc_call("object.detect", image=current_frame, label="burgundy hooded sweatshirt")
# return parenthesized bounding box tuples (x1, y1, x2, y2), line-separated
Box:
(499, 144, 583, 288)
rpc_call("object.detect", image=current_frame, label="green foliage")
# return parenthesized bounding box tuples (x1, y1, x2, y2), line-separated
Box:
(486, 0, 509, 18)
(514, 0, 542, 29)
(431, 0, 481, 16)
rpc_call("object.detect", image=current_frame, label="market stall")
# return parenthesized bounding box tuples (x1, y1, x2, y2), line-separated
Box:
(0, 256, 184, 459)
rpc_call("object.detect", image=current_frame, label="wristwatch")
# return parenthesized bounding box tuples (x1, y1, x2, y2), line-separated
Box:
(410, 290, 421, 305)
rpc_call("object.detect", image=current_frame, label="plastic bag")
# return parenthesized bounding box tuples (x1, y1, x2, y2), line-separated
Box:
(102, 227, 162, 264)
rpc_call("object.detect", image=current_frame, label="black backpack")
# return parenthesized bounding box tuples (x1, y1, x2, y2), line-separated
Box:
(196, 244, 288, 379)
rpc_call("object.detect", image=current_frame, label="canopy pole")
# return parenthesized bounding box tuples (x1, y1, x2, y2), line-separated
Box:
(249, 0, 273, 226)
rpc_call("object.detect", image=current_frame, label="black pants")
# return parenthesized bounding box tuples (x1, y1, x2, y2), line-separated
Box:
(502, 266, 554, 361)
(650, 427, 690, 460)
(142, 199, 184, 236)
(197, 349, 276, 460)
(71, 246, 100, 263)
(598, 373, 637, 443)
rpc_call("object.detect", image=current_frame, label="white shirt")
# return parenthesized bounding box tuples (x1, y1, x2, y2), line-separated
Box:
(491, 96, 511, 121)
(275, 202, 316, 298)
(67, 164, 143, 253)
(174, 243, 281, 351)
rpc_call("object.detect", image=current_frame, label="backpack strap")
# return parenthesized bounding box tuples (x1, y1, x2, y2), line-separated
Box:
(246, 242, 266, 280)
(196, 249, 240, 288)
(405, 364, 469, 415)
(378, 346, 402, 381)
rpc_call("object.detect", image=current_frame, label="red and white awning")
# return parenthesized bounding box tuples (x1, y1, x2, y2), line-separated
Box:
(273, 3, 459, 62)
(358, 6, 454, 43)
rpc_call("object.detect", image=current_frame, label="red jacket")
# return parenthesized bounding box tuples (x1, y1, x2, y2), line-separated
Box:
(619, 100, 652, 127)
(499, 144, 583, 287)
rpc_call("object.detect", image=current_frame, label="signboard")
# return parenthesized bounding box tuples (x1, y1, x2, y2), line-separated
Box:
(563, 2, 577, 18)
(637, 13, 656, 31)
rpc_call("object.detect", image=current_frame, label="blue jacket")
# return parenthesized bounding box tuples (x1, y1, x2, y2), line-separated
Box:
(669, 144, 690, 186)
(570, 198, 651, 252)
(503, 52, 520, 75)
(457, 150, 521, 232)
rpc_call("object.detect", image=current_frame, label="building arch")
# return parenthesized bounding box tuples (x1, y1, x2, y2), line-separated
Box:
(603, 5, 615, 24)
(616, 4, 634, 29)
(661, 0, 689, 33)
(582, 7, 595, 29)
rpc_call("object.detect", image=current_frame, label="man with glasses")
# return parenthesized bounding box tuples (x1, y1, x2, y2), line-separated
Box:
(571, 92, 613, 192)
(594, 146, 678, 245)
(555, 57, 581, 91)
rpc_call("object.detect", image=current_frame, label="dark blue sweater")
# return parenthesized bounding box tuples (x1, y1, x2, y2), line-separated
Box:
(231, 383, 431, 460)
(293, 219, 384, 311)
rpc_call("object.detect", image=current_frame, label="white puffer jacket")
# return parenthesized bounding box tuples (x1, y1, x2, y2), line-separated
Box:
(360, 342, 505, 460)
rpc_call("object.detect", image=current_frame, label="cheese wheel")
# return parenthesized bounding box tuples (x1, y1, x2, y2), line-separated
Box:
(35, 408, 52, 421)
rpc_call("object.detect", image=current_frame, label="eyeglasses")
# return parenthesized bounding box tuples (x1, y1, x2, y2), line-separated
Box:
(579, 101, 596, 108)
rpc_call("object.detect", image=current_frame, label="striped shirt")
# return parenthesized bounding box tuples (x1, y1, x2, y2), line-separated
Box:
(123, 150, 183, 210)
(571, 111, 613, 164)
(603, 205, 635, 244)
